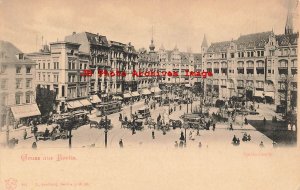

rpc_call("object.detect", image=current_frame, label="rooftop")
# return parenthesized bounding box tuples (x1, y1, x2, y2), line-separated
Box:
(0, 40, 35, 64)
(276, 32, 298, 46)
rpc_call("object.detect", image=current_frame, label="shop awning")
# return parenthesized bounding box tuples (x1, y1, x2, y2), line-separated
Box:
(113, 96, 123, 100)
(90, 95, 101, 104)
(131, 91, 140, 97)
(141, 89, 152, 95)
(79, 99, 92, 106)
(11, 103, 41, 119)
(185, 84, 191, 87)
(67, 100, 83, 109)
(154, 95, 161, 98)
(150, 87, 161, 93)
(254, 91, 264, 97)
(264, 92, 275, 97)
(123, 93, 132, 98)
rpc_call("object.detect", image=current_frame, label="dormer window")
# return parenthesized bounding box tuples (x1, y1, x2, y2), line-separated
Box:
(16, 53, 24, 60)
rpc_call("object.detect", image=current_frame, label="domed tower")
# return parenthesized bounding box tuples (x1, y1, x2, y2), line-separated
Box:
(149, 38, 155, 52)
(149, 26, 155, 52)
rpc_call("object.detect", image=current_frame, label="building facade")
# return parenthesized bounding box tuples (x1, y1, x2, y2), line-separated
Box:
(201, 16, 298, 109)
(157, 45, 196, 90)
(0, 41, 40, 128)
(27, 42, 91, 113)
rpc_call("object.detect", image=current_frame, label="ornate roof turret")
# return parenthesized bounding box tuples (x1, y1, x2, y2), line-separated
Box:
(201, 34, 208, 48)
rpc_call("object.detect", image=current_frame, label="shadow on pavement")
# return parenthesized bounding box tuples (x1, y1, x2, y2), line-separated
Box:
(248, 120, 297, 147)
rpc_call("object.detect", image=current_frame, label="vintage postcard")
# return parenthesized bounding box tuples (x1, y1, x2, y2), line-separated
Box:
(0, 0, 299, 189)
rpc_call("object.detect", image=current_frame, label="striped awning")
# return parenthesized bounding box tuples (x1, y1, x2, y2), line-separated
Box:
(79, 99, 92, 106)
(264, 92, 274, 97)
(90, 95, 101, 104)
(113, 96, 123, 100)
(150, 87, 161, 93)
(141, 89, 151, 95)
(67, 100, 83, 109)
(254, 91, 264, 97)
(131, 91, 140, 97)
(123, 93, 132, 98)
(11, 103, 41, 119)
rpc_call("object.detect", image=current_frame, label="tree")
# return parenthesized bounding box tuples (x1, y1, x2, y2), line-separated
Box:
(192, 83, 203, 96)
(36, 85, 56, 116)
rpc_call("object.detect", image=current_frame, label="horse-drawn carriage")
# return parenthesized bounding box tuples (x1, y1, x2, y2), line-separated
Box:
(120, 119, 144, 130)
(182, 114, 205, 129)
(35, 127, 68, 141)
(169, 119, 183, 129)
(137, 107, 151, 119)
(52, 111, 89, 130)
(90, 118, 113, 130)
(145, 117, 155, 126)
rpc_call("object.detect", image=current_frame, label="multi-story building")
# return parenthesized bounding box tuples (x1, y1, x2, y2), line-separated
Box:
(65, 32, 110, 98)
(157, 45, 196, 91)
(201, 11, 298, 109)
(0, 41, 40, 128)
(65, 32, 139, 100)
(121, 42, 139, 94)
(27, 42, 92, 113)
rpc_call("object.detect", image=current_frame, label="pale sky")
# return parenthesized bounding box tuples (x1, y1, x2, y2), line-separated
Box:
(0, 0, 298, 53)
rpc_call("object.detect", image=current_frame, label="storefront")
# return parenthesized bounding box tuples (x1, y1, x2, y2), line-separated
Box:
(90, 95, 101, 106)
(131, 91, 140, 102)
(123, 93, 132, 104)
(67, 99, 92, 111)
(112, 95, 123, 101)
(264, 91, 275, 104)
(141, 88, 151, 98)
(150, 87, 161, 94)
(253, 90, 264, 103)
(10, 103, 41, 127)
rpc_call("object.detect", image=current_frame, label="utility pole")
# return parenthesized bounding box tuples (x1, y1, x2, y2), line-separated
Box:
(65, 119, 72, 148)
(6, 125, 9, 145)
(5, 107, 10, 145)
(69, 128, 72, 148)
(105, 115, 108, 148)
(191, 100, 193, 113)
(186, 99, 189, 113)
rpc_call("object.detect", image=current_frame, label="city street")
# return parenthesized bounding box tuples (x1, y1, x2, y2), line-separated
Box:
(0, 99, 274, 149)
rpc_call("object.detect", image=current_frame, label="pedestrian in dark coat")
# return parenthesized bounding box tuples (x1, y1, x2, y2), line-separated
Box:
(119, 139, 123, 148)
(32, 142, 37, 149)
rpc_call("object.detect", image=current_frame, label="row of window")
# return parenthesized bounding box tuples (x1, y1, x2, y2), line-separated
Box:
(280, 48, 297, 56)
(38, 73, 59, 82)
(67, 87, 88, 98)
(0, 79, 32, 89)
(15, 92, 33, 104)
(0, 92, 33, 105)
(68, 75, 89, 83)
(16, 66, 32, 74)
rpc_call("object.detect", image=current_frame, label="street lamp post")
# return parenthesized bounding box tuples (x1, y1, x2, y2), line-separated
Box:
(130, 105, 133, 120)
(104, 115, 108, 148)
(69, 128, 72, 148)
(201, 78, 205, 113)
(6, 107, 10, 145)
(64, 119, 72, 149)
(186, 89, 189, 113)
(186, 100, 189, 114)
(185, 127, 187, 143)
